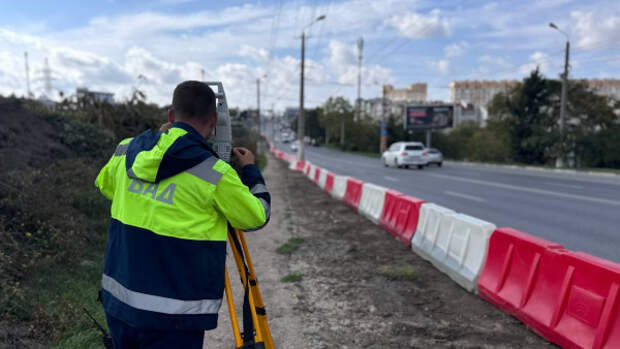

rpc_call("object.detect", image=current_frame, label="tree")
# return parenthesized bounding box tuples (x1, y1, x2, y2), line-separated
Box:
(488, 68, 559, 164)
(320, 97, 353, 146)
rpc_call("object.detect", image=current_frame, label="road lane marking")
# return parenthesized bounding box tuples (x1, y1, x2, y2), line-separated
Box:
(428, 173, 620, 206)
(384, 176, 398, 182)
(444, 191, 486, 202)
(547, 182, 584, 190)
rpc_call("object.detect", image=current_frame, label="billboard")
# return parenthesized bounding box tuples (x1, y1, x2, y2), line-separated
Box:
(404, 105, 454, 130)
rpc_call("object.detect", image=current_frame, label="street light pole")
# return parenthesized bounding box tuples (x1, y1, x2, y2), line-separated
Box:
(297, 14, 326, 161)
(257, 78, 261, 134)
(298, 31, 306, 161)
(550, 22, 570, 168)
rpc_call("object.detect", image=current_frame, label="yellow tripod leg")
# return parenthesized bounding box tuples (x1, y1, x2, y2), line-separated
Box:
(236, 229, 275, 349)
(224, 268, 243, 348)
(227, 229, 268, 348)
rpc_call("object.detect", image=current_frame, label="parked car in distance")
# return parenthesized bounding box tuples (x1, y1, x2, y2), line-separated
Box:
(381, 142, 428, 169)
(424, 148, 443, 167)
(290, 140, 299, 151)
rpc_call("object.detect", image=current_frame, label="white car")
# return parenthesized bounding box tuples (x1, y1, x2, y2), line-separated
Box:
(381, 142, 428, 169)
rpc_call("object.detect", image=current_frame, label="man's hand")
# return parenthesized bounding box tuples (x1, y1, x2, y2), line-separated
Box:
(160, 122, 172, 132)
(232, 147, 255, 167)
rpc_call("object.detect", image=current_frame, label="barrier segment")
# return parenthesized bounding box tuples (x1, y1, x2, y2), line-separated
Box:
(324, 172, 335, 194)
(331, 175, 349, 200)
(478, 227, 564, 317)
(380, 194, 425, 246)
(514, 249, 620, 349)
(295, 160, 305, 172)
(318, 169, 328, 189)
(357, 183, 387, 224)
(313, 166, 321, 183)
(288, 159, 298, 171)
(380, 190, 403, 233)
(342, 178, 364, 209)
(412, 206, 495, 293)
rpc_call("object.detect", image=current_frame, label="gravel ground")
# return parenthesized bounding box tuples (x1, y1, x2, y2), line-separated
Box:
(204, 155, 556, 348)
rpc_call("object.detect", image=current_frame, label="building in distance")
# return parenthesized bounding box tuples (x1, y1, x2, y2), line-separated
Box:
(76, 87, 115, 104)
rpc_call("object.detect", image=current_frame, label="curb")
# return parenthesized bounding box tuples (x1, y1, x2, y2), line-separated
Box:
(445, 160, 620, 179)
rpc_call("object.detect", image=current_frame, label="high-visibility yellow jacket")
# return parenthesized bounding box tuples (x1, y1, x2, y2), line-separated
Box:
(95, 121, 270, 331)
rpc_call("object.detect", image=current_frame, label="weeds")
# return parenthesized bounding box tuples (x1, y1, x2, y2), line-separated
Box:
(281, 273, 303, 283)
(276, 237, 305, 255)
(378, 264, 415, 280)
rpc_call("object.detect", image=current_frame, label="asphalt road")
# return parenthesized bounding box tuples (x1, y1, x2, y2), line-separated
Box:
(271, 138, 620, 263)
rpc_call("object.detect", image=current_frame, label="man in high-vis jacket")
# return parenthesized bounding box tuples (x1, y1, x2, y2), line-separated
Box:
(95, 80, 270, 348)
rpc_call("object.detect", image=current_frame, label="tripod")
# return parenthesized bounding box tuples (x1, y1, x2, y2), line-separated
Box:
(224, 227, 275, 349)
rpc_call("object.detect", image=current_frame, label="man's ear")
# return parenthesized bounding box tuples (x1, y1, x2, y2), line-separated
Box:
(168, 109, 175, 123)
(209, 111, 218, 129)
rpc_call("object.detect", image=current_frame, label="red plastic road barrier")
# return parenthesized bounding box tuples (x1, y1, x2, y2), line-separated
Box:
(295, 161, 305, 172)
(380, 190, 403, 232)
(324, 172, 335, 194)
(342, 178, 363, 209)
(380, 193, 424, 246)
(479, 227, 564, 316)
(480, 227, 620, 349)
(313, 167, 321, 183)
(304, 164, 311, 176)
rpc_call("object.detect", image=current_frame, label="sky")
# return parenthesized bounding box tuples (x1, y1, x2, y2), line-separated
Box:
(0, 0, 619, 110)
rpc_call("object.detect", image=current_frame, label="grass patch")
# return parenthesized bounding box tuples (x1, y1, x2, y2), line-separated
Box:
(378, 264, 415, 280)
(281, 273, 303, 283)
(276, 237, 305, 255)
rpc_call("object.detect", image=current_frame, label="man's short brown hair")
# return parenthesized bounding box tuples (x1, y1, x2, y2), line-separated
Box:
(172, 81, 216, 122)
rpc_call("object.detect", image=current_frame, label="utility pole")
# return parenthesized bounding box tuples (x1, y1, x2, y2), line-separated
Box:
(380, 85, 387, 153)
(298, 31, 306, 161)
(256, 78, 261, 134)
(43, 58, 52, 98)
(201, 69, 205, 82)
(356, 37, 363, 121)
(24, 52, 32, 98)
(297, 14, 326, 161)
(550, 22, 570, 168)
(559, 40, 570, 167)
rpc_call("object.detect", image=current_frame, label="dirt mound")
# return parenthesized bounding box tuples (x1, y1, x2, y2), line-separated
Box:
(0, 99, 74, 173)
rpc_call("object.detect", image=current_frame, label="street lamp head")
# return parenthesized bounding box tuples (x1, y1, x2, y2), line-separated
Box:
(549, 22, 558, 29)
(316, 14, 326, 22)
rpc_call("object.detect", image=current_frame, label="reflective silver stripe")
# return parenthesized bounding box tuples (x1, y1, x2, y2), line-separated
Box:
(250, 183, 268, 195)
(127, 167, 138, 179)
(101, 274, 222, 315)
(244, 198, 271, 232)
(186, 157, 222, 185)
(259, 198, 271, 219)
(114, 143, 129, 156)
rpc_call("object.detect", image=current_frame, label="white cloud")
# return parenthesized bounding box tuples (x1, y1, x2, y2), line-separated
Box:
(519, 51, 551, 76)
(428, 59, 450, 74)
(572, 9, 620, 49)
(388, 9, 451, 38)
(444, 42, 469, 58)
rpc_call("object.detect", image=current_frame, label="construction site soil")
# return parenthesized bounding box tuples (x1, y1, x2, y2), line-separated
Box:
(205, 155, 555, 348)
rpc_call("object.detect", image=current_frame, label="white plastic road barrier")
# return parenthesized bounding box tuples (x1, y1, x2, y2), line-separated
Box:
(303, 162, 312, 178)
(357, 183, 387, 224)
(318, 169, 328, 189)
(289, 159, 298, 171)
(412, 205, 495, 293)
(307, 164, 316, 180)
(331, 175, 349, 200)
